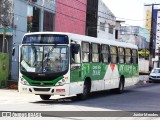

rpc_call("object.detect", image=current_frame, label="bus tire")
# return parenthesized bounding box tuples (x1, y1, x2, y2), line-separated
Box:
(117, 77, 125, 94)
(113, 77, 125, 94)
(77, 79, 91, 100)
(40, 95, 51, 100)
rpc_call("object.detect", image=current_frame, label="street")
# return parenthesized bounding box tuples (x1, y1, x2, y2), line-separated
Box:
(0, 82, 160, 112)
(1, 81, 160, 120)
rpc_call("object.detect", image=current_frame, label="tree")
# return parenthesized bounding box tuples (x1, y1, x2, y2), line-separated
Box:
(0, 0, 12, 53)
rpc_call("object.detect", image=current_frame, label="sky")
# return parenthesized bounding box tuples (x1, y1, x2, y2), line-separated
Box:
(102, 0, 160, 28)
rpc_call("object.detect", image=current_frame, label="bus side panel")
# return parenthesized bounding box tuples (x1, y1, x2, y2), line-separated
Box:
(132, 64, 139, 84)
(104, 64, 119, 90)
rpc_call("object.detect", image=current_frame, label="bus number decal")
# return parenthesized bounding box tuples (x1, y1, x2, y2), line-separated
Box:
(92, 65, 101, 76)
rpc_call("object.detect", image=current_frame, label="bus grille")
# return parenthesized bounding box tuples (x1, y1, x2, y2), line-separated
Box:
(34, 88, 50, 92)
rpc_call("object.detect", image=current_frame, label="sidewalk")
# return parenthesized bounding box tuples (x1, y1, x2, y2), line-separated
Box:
(136, 75, 149, 85)
(7, 80, 18, 89)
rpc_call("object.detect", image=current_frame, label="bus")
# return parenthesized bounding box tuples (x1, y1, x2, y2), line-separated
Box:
(16, 32, 139, 100)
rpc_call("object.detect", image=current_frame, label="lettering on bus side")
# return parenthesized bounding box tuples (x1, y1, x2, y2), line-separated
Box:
(92, 65, 101, 76)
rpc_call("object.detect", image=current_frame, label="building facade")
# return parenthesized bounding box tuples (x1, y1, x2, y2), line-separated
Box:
(144, 5, 160, 69)
(55, 0, 87, 35)
(86, 0, 121, 40)
(97, 0, 116, 40)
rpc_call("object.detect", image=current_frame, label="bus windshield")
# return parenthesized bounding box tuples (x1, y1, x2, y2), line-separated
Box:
(20, 45, 69, 74)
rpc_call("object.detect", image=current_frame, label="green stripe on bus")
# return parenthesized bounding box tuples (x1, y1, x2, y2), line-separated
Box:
(23, 75, 64, 86)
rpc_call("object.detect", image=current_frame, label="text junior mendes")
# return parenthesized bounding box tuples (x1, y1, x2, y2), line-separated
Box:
(133, 112, 159, 117)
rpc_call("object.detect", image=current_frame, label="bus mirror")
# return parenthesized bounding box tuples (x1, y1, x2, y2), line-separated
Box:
(73, 44, 80, 54)
(12, 47, 15, 56)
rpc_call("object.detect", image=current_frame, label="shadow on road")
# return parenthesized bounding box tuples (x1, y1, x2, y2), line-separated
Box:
(30, 83, 160, 111)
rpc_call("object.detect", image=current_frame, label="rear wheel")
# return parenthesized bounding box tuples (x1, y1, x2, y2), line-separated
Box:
(77, 80, 91, 100)
(112, 77, 124, 94)
(40, 95, 51, 100)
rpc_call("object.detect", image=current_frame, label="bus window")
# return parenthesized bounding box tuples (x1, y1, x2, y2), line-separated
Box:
(110, 46, 117, 64)
(125, 48, 131, 64)
(91, 43, 100, 62)
(118, 47, 125, 64)
(82, 42, 90, 62)
(101, 44, 110, 63)
(132, 49, 138, 64)
(71, 44, 81, 64)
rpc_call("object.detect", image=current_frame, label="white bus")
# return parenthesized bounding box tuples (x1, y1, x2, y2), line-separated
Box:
(16, 32, 139, 100)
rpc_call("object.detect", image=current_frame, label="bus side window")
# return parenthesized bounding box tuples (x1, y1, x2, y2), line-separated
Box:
(71, 44, 81, 64)
(132, 49, 138, 64)
(118, 47, 125, 64)
(125, 48, 131, 64)
(110, 46, 117, 64)
(91, 43, 100, 63)
(101, 44, 110, 63)
(82, 42, 90, 63)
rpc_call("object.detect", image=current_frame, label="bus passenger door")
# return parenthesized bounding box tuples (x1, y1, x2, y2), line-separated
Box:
(70, 44, 82, 82)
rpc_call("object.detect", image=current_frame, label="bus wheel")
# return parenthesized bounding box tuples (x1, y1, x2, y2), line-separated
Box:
(112, 77, 124, 94)
(117, 77, 124, 94)
(77, 80, 91, 100)
(40, 95, 51, 100)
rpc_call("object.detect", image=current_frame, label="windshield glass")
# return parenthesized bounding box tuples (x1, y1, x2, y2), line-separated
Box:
(152, 69, 160, 73)
(21, 45, 69, 73)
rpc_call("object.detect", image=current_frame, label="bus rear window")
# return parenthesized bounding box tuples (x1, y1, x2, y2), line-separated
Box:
(22, 34, 69, 44)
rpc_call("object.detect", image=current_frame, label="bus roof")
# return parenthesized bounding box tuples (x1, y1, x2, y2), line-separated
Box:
(24, 32, 138, 49)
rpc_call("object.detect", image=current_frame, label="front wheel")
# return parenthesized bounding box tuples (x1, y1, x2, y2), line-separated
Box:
(40, 95, 51, 100)
(77, 81, 90, 100)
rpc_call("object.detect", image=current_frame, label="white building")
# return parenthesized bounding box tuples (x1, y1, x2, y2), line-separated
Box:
(97, 0, 117, 40)
(86, 0, 122, 40)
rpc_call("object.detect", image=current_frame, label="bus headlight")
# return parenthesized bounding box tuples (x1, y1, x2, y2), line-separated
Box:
(57, 79, 66, 86)
(20, 77, 29, 85)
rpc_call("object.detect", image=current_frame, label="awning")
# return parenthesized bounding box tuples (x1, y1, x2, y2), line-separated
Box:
(0, 28, 13, 36)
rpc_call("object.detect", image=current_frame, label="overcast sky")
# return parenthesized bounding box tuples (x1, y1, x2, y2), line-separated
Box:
(102, 0, 160, 27)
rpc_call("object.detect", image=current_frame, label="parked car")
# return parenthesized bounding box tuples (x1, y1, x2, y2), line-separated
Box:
(149, 68, 160, 82)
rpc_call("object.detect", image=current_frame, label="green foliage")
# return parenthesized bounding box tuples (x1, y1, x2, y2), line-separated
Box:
(138, 49, 150, 57)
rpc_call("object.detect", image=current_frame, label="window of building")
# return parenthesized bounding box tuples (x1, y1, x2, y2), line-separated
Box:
(125, 48, 131, 64)
(101, 44, 110, 63)
(115, 30, 118, 39)
(43, 10, 54, 31)
(118, 47, 125, 64)
(110, 46, 117, 63)
(91, 43, 100, 62)
(82, 42, 90, 62)
(27, 5, 40, 32)
(109, 24, 114, 34)
(100, 22, 105, 31)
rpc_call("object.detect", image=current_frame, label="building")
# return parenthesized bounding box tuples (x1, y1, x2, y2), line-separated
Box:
(86, 0, 121, 40)
(152, 7, 160, 68)
(55, 0, 87, 35)
(144, 5, 160, 69)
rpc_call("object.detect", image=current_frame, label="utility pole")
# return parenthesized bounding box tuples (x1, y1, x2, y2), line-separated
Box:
(144, 3, 160, 71)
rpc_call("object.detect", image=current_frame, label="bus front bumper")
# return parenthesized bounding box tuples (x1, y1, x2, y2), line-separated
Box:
(18, 84, 69, 95)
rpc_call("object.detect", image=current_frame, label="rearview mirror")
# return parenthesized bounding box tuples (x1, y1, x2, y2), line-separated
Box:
(72, 44, 80, 54)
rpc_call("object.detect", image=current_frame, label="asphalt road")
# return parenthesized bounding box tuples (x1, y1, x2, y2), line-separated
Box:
(0, 82, 160, 119)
